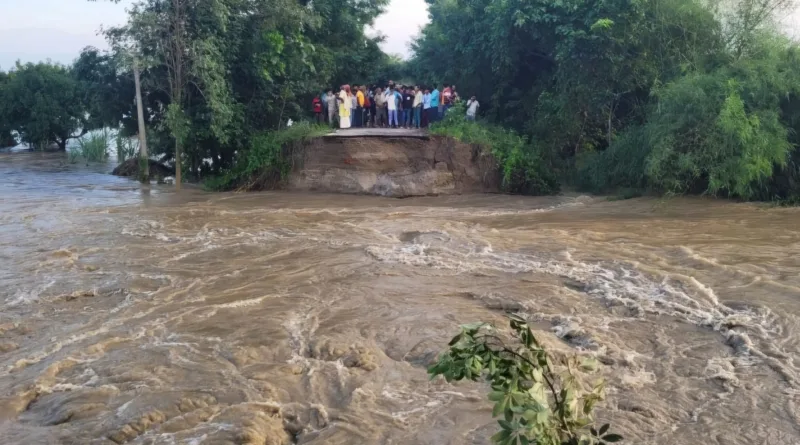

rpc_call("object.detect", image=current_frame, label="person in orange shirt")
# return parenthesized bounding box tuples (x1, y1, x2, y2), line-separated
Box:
(355, 86, 366, 128)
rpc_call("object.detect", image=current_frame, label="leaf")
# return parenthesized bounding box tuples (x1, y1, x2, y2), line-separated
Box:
(492, 396, 508, 417)
(599, 424, 610, 435)
(489, 391, 506, 402)
(491, 429, 511, 443)
(602, 433, 623, 442)
(448, 334, 462, 346)
(580, 358, 598, 372)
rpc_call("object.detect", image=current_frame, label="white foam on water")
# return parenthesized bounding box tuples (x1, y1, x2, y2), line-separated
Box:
(365, 232, 799, 386)
(4, 280, 55, 306)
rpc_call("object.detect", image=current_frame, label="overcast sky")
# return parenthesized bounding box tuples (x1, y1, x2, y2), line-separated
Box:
(0, 0, 797, 70)
(0, 0, 429, 69)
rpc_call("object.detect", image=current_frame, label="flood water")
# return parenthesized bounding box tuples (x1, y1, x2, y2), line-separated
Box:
(1, 150, 800, 445)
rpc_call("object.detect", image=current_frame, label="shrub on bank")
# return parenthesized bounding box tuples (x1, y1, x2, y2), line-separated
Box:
(204, 123, 329, 191)
(431, 106, 560, 195)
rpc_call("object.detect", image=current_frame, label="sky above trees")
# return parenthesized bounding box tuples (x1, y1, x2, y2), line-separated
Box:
(0, 0, 429, 69)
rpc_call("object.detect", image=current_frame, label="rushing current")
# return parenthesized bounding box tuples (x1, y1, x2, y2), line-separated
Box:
(1, 150, 799, 445)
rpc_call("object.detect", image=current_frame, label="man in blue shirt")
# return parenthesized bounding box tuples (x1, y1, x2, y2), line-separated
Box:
(422, 89, 432, 127)
(429, 86, 441, 124)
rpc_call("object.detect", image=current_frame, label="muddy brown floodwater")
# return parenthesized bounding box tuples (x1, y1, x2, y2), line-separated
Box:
(1, 151, 800, 445)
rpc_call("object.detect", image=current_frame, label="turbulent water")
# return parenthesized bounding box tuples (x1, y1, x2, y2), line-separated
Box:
(1, 151, 800, 445)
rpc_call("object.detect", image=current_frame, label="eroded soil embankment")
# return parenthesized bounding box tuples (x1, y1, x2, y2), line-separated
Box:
(288, 136, 500, 197)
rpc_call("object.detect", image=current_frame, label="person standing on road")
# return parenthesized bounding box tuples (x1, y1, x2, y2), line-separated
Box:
(386, 86, 399, 128)
(413, 86, 423, 129)
(355, 86, 365, 128)
(338, 85, 351, 129)
(312, 95, 324, 124)
(429, 85, 440, 124)
(350, 87, 359, 127)
(402, 88, 414, 129)
(362, 86, 372, 127)
(374, 87, 386, 127)
(321, 90, 329, 123)
(326, 89, 337, 127)
(422, 88, 432, 128)
(369, 86, 377, 127)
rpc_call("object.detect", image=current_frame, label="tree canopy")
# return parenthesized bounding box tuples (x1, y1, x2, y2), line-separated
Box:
(412, 0, 800, 200)
(0, 62, 88, 150)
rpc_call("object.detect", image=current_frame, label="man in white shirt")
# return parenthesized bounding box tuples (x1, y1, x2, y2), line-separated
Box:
(413, 86, 424, 129)
(386, 87, 399, 128)
(466, 96, 479, 121)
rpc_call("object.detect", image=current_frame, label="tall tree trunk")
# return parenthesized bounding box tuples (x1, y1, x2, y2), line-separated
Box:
(175, 139, 182, 190)
(133, 62, 150, 184)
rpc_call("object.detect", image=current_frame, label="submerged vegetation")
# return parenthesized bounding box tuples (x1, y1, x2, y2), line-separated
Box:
(115, 133, 139, 163)
(76, 129, 111, 163)
(431, 315, 622, 445)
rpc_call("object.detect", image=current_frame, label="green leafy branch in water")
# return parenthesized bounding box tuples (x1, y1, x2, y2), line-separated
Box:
(429, 315, 623, 445)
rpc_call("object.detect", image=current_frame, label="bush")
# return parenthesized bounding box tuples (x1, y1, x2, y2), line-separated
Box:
(431, 105, 560, 195)
(76, 129, 111, 162)
(576, 126, 650, 193)
(430, 315, 622, 445)
(116, 133, 139, 162)
(577, 34, 800, 200)
(204, 122, 329, 191)
(643, 74, 791, 199)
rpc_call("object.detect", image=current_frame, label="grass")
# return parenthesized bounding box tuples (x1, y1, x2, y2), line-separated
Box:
(76, 129, 111, 162)
(116, 133, 139, 162)
(67, 149, 81, 164)
(430, 105, 559, 195)
(204, 122, 330, 191)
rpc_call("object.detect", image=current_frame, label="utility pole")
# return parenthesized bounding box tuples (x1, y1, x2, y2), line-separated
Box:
(133, 60, 149, 183)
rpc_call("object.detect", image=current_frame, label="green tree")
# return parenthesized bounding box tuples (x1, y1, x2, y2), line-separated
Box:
(0, 62, 88, 150)
(412, 0, 800, 201)
(0, 70, 17, 147)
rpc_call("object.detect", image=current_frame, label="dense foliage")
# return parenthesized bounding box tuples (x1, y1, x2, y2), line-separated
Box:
(412, 0, 800, 200)
(203, 123, 329, 191)
(430, 315, 622, 445)
(0, 0, 392, 170)
(0, 62, 89, 150)
(431, 104, 559, 195)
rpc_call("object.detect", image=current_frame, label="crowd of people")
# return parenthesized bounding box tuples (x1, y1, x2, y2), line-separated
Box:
(311, 81, 480, 129)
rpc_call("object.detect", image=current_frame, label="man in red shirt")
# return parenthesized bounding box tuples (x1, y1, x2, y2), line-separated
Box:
(312, 95, 324, 124)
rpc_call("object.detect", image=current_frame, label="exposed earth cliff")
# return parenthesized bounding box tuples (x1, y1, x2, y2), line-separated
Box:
(289, 135, 499, 197)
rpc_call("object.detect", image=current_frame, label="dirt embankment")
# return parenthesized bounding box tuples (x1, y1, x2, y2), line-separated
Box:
(289, 136, 500, 197)
(112, 158, 174, 179)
